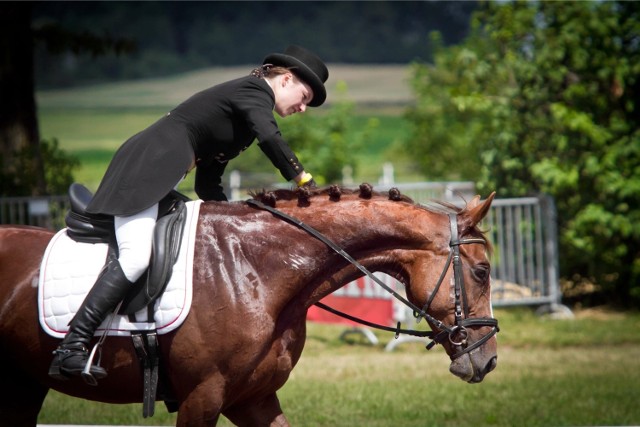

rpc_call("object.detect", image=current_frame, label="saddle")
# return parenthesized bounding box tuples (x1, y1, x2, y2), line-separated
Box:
(65, 183, 189, 315)
(64, 183, 186, 416)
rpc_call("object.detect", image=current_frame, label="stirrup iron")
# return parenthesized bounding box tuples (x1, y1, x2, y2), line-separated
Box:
(81, 301, 122, 386)
(81, 344, 102, 386)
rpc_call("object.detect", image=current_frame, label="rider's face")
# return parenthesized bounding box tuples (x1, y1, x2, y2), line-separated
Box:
(273, 73, 314, 118)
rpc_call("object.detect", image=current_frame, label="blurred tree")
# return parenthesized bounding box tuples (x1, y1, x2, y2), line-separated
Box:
(0, 2, 133, 196)
(407, 1, 640, 306)
(0, 4, 45, 195)
(32, 1, 477, 88)
(279, 82, 378, 185)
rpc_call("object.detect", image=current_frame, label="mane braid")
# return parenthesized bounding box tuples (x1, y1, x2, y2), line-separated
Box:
(249, 184, 415, 207)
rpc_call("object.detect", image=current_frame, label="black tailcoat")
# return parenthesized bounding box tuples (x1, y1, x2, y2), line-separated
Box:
(87, 76, 304, 216)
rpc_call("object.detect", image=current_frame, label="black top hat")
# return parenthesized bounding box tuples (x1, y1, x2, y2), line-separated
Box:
(263, 45, 329, 107)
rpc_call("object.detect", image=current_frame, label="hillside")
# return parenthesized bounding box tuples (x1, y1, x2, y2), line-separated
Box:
(37, 65, 414, 110)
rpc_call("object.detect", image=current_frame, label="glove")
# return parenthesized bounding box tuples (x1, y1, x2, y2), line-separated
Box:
(297, 172, 316, 188)
(302, 178, 317, 189)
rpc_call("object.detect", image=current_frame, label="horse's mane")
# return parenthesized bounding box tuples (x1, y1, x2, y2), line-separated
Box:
(249, 182, 467, 214)
(248, 183, 490, 250)
(249, 183, 414, 207)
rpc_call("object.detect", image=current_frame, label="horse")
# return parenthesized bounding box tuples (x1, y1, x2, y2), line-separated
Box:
(0, 184, 497, 426)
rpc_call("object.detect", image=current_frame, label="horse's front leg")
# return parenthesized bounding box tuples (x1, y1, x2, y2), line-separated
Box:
(0, 362, 49, 427)
(175, 379, 223, 427)
(223, 393, 289, 427)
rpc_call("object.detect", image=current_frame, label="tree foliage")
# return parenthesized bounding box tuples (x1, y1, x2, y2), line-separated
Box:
(32, 1, 477, 88)
(279, 82, 378, 185)
(407, 1, 640, 306)
(0, 2, 134, 197)
(0, 138, 80, 197)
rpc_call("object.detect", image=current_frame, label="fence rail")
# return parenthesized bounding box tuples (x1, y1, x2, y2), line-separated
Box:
(482, 196, 560, 308)
(0, 195, 68, 230)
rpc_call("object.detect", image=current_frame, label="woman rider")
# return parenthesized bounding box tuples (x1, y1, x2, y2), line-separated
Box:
(49, 45, 328, 383)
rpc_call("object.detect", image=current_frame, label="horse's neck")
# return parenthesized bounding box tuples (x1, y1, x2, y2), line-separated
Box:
(257, 197, 435, 302)
(198, 198, 439, 310)
(279, 198, 437, 249)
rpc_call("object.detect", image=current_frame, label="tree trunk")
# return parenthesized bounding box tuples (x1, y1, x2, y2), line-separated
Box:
(0, 3, 46, 196)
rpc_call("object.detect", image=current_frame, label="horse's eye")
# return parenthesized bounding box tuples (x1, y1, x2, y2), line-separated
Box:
(473, 263, 490, 285)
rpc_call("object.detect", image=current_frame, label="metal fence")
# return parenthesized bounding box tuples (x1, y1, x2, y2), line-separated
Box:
(372, 184, 563, 310)
(482, 196, 561, 308)
(0, 194, 68, 230)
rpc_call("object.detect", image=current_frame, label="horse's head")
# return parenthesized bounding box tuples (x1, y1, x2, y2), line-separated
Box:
(406, 192, 498, 383)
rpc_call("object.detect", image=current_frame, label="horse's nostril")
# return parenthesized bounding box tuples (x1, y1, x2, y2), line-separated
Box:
(487, 356, 498, 373)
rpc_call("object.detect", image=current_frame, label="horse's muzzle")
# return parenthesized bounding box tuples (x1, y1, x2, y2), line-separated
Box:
(449, 353, 497, 383)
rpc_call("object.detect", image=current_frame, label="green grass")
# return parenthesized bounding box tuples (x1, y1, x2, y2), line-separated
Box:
(39, 107, 169, 189)
(38, 307, 640, 426)
(38, 107, 415, 192)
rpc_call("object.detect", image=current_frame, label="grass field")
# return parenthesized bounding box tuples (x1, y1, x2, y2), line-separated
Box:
(37, 65, 413, 110)
(37, 307, 640, 426)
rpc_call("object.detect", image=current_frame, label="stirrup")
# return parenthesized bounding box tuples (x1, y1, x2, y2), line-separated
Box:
(80, 302, 122, 385)
(48, 344, 107, 383)
(81, 344, 105, 386)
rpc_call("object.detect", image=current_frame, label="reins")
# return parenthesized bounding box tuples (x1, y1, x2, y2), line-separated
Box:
(246, 198, 498, 359)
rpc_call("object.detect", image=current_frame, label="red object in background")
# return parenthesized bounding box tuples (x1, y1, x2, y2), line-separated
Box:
(306, 275, 399, 326)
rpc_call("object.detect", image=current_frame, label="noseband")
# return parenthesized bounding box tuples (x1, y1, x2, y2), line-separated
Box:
(247, 200, 499, 360)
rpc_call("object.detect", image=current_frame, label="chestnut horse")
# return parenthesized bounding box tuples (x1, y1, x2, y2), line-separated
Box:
(0, 185, 497, 426)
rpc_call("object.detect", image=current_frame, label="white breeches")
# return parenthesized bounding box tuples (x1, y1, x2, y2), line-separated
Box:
(114, 203, 158, 282)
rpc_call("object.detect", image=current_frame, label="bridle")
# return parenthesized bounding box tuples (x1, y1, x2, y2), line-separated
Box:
(416, 213, 499, 359)
(246, 199, 499, 360)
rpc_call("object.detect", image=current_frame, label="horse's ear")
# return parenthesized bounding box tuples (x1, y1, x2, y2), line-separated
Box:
(466, 195, 482, 210)
(460, 192, 496, 234)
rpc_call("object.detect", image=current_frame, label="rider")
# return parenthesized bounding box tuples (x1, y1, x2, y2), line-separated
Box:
(49, 45, 328, 383)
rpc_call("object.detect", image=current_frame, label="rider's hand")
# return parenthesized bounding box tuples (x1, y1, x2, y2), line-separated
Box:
(302, 178, 317, 189)
(296, 172, 316, 189)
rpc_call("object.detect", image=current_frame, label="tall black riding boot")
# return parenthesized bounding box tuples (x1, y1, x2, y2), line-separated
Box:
(49, 258, 133, 383)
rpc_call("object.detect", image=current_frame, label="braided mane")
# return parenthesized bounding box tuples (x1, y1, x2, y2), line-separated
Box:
(249, 183, 414, 208)
(248, 183, 491, 251)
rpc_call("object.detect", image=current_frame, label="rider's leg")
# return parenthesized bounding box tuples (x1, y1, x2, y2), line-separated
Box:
(114, 203, 159, 283)
(49, 203, 158, 381)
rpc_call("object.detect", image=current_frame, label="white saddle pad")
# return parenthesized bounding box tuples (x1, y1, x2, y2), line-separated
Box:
(38, 200, 202, 338)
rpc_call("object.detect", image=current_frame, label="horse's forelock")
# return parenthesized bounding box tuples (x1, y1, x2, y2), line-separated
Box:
(420, 199, 492, 253)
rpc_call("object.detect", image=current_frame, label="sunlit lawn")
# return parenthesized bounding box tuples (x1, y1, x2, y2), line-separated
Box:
(38, 308, 640, 426)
